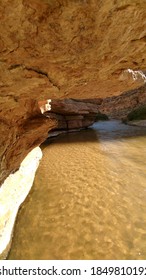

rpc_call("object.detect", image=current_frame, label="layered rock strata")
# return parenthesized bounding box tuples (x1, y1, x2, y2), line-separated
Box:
(0, 0, 146, 260)
(41, 98, 102, 131)
(0, 98, 102, 187)
(0, 97, 102, 259)
(100, 84, 146, 119)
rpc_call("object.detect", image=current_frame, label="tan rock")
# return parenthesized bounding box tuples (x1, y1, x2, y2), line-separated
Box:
(0, 0, 146, 259)
(50, 99, 100, 115)
(0, 97, 57, 185)
(0, 0, 145, 101)
(0, 0, 146, 184)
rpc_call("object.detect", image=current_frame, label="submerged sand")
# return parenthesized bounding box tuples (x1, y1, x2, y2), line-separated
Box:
(0, 147, 42, 259)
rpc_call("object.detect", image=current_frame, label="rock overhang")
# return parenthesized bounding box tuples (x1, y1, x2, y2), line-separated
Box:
(0, 0, 146, 185)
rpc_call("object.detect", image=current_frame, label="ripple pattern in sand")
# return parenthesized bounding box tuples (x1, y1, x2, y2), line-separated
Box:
(8, 121, 146, 260)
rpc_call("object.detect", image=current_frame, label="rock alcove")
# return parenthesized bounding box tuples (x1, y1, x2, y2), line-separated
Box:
(0, 0, 146, 258)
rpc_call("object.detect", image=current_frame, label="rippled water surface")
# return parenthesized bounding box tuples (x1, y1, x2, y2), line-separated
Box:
(8, 120, 146, 260)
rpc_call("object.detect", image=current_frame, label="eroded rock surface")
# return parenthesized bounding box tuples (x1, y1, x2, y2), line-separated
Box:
(0, 97, 57, 186)
(42, 98, 104, 131)
(0, 0, 146, 259)
(0, 0, 146, 101)
(0, 0, 146, 185)
(100, 84, 146, 119)
(0, 97, 103, 185)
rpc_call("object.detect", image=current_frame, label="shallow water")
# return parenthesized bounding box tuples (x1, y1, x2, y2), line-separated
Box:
(8, 120, 146, 260)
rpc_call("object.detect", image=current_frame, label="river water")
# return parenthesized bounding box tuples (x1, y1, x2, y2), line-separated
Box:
(8, 120, 146, 260)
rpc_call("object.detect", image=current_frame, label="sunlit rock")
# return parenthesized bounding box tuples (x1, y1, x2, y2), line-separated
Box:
(39, 99, 52, 114)
(0, 147, 42, 259)
(120, 69, 146, 84)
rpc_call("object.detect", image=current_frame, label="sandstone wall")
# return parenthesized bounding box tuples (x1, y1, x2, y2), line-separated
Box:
(0, 97, 57, 185)
(0, 0, 146, 101)
(0, 0, 146, 185)
(0, 97, 102, 186)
